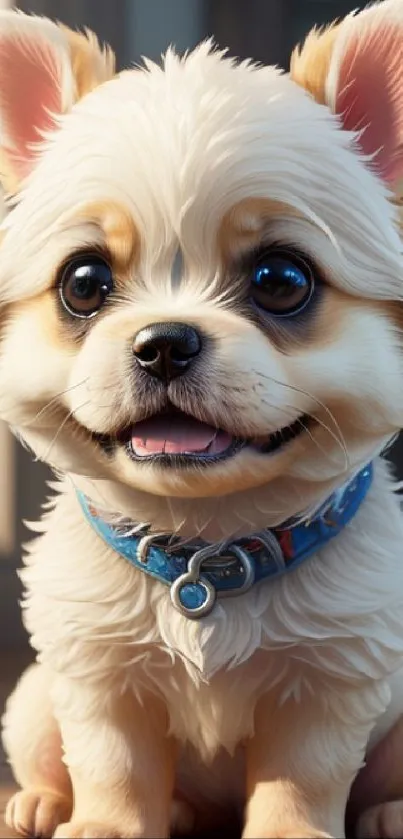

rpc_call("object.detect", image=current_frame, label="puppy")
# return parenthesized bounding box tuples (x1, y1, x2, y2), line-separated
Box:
(1, 3, 403, 837)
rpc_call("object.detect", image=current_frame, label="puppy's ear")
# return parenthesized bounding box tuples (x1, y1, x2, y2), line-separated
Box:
(0, 11, 115, 193)
(291, 0, 403, 186)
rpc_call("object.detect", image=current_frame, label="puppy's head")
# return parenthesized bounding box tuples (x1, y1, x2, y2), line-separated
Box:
(0, 3, 402, 539)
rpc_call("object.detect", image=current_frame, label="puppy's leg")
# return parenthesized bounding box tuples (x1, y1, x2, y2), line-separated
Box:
(2, 663, 72, 838)
(352, 715, 403, 839)
(52, 677, 174, 839)
(243, 685, 387, 839)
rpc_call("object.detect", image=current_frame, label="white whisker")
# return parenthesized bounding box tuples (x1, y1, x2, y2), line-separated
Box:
(257, 372, 350, 467)
(27, 378, 90, 428)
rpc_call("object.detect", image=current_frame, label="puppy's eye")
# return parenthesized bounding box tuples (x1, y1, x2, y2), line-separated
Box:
(59, 255, 114, 318)
(250, 249, 314, 316)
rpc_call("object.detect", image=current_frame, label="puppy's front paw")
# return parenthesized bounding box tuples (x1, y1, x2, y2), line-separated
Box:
(357, 801, 403, 839)
(288, 834, 331, 838)
(244, 827, 332, 839)
(5, 788, 71, 838)
(53, 822, 122, 839)
(277, 832, 332, 839)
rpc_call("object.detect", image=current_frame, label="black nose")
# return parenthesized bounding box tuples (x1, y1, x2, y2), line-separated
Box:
(132, 322, 202, 381)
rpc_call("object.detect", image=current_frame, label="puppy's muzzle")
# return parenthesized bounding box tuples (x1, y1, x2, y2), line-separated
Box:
(132, 322, 202, 381)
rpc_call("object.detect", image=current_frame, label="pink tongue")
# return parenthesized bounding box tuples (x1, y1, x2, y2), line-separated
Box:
(131, 413, 232, 456)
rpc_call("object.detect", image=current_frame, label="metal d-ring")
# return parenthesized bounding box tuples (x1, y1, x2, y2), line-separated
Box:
(170, 542, 256, 619)
(215, 543, 255, 597)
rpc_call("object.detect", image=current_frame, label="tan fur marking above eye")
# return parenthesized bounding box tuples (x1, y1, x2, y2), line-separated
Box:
(61, 26, 115, 100)
(219, 198, 305, 262)
(68, 201, 139, 276)
(290, 24, 339, 104)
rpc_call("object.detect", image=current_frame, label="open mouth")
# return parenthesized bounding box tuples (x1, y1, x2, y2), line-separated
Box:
(112, 409, 310, 466)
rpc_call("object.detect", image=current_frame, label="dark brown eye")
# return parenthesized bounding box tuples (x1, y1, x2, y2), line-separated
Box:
(59, 255, 114, 318)
(250, 249, 314, 316)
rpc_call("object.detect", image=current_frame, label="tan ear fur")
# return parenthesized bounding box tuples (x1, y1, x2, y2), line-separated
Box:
(290, 24, 339, 105)
(291, 23, 403, 231)
(0, 12, 116, 195)
(0, 149, 18, 196)
(61, 26, 116, 100)
(291, 1, 403, 194)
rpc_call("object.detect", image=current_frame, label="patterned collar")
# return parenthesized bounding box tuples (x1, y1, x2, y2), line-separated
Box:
(77, 463, 373, 620)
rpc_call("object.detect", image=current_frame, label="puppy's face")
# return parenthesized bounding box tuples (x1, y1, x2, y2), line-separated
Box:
(0, 6, 402, 537)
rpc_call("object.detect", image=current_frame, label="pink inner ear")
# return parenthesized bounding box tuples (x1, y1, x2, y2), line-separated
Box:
(0, 35, 63, 181)
(335, 23, 403, 183)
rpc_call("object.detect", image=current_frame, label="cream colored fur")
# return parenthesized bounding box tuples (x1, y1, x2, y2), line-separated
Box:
(0, 2, 403, 837)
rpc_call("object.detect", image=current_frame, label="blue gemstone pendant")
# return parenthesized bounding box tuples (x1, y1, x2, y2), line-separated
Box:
(170, 547, 217, 619)
(170, 543, 255, 619)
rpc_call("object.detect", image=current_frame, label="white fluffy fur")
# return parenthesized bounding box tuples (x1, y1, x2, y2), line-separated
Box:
(1, 3, 403, 837)
(0, 44, 401, 302)
(20, 459, 403, 749)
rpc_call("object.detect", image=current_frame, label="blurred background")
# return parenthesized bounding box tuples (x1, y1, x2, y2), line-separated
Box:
(0, 0, 402, 653)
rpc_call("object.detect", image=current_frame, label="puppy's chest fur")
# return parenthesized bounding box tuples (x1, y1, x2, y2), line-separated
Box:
(21, 459, 403, 758)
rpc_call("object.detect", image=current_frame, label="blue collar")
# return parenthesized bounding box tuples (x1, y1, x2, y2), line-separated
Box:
(77, 463, 373, 620)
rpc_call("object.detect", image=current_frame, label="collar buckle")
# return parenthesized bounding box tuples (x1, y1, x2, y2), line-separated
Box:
(170, 543, 256, 619)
